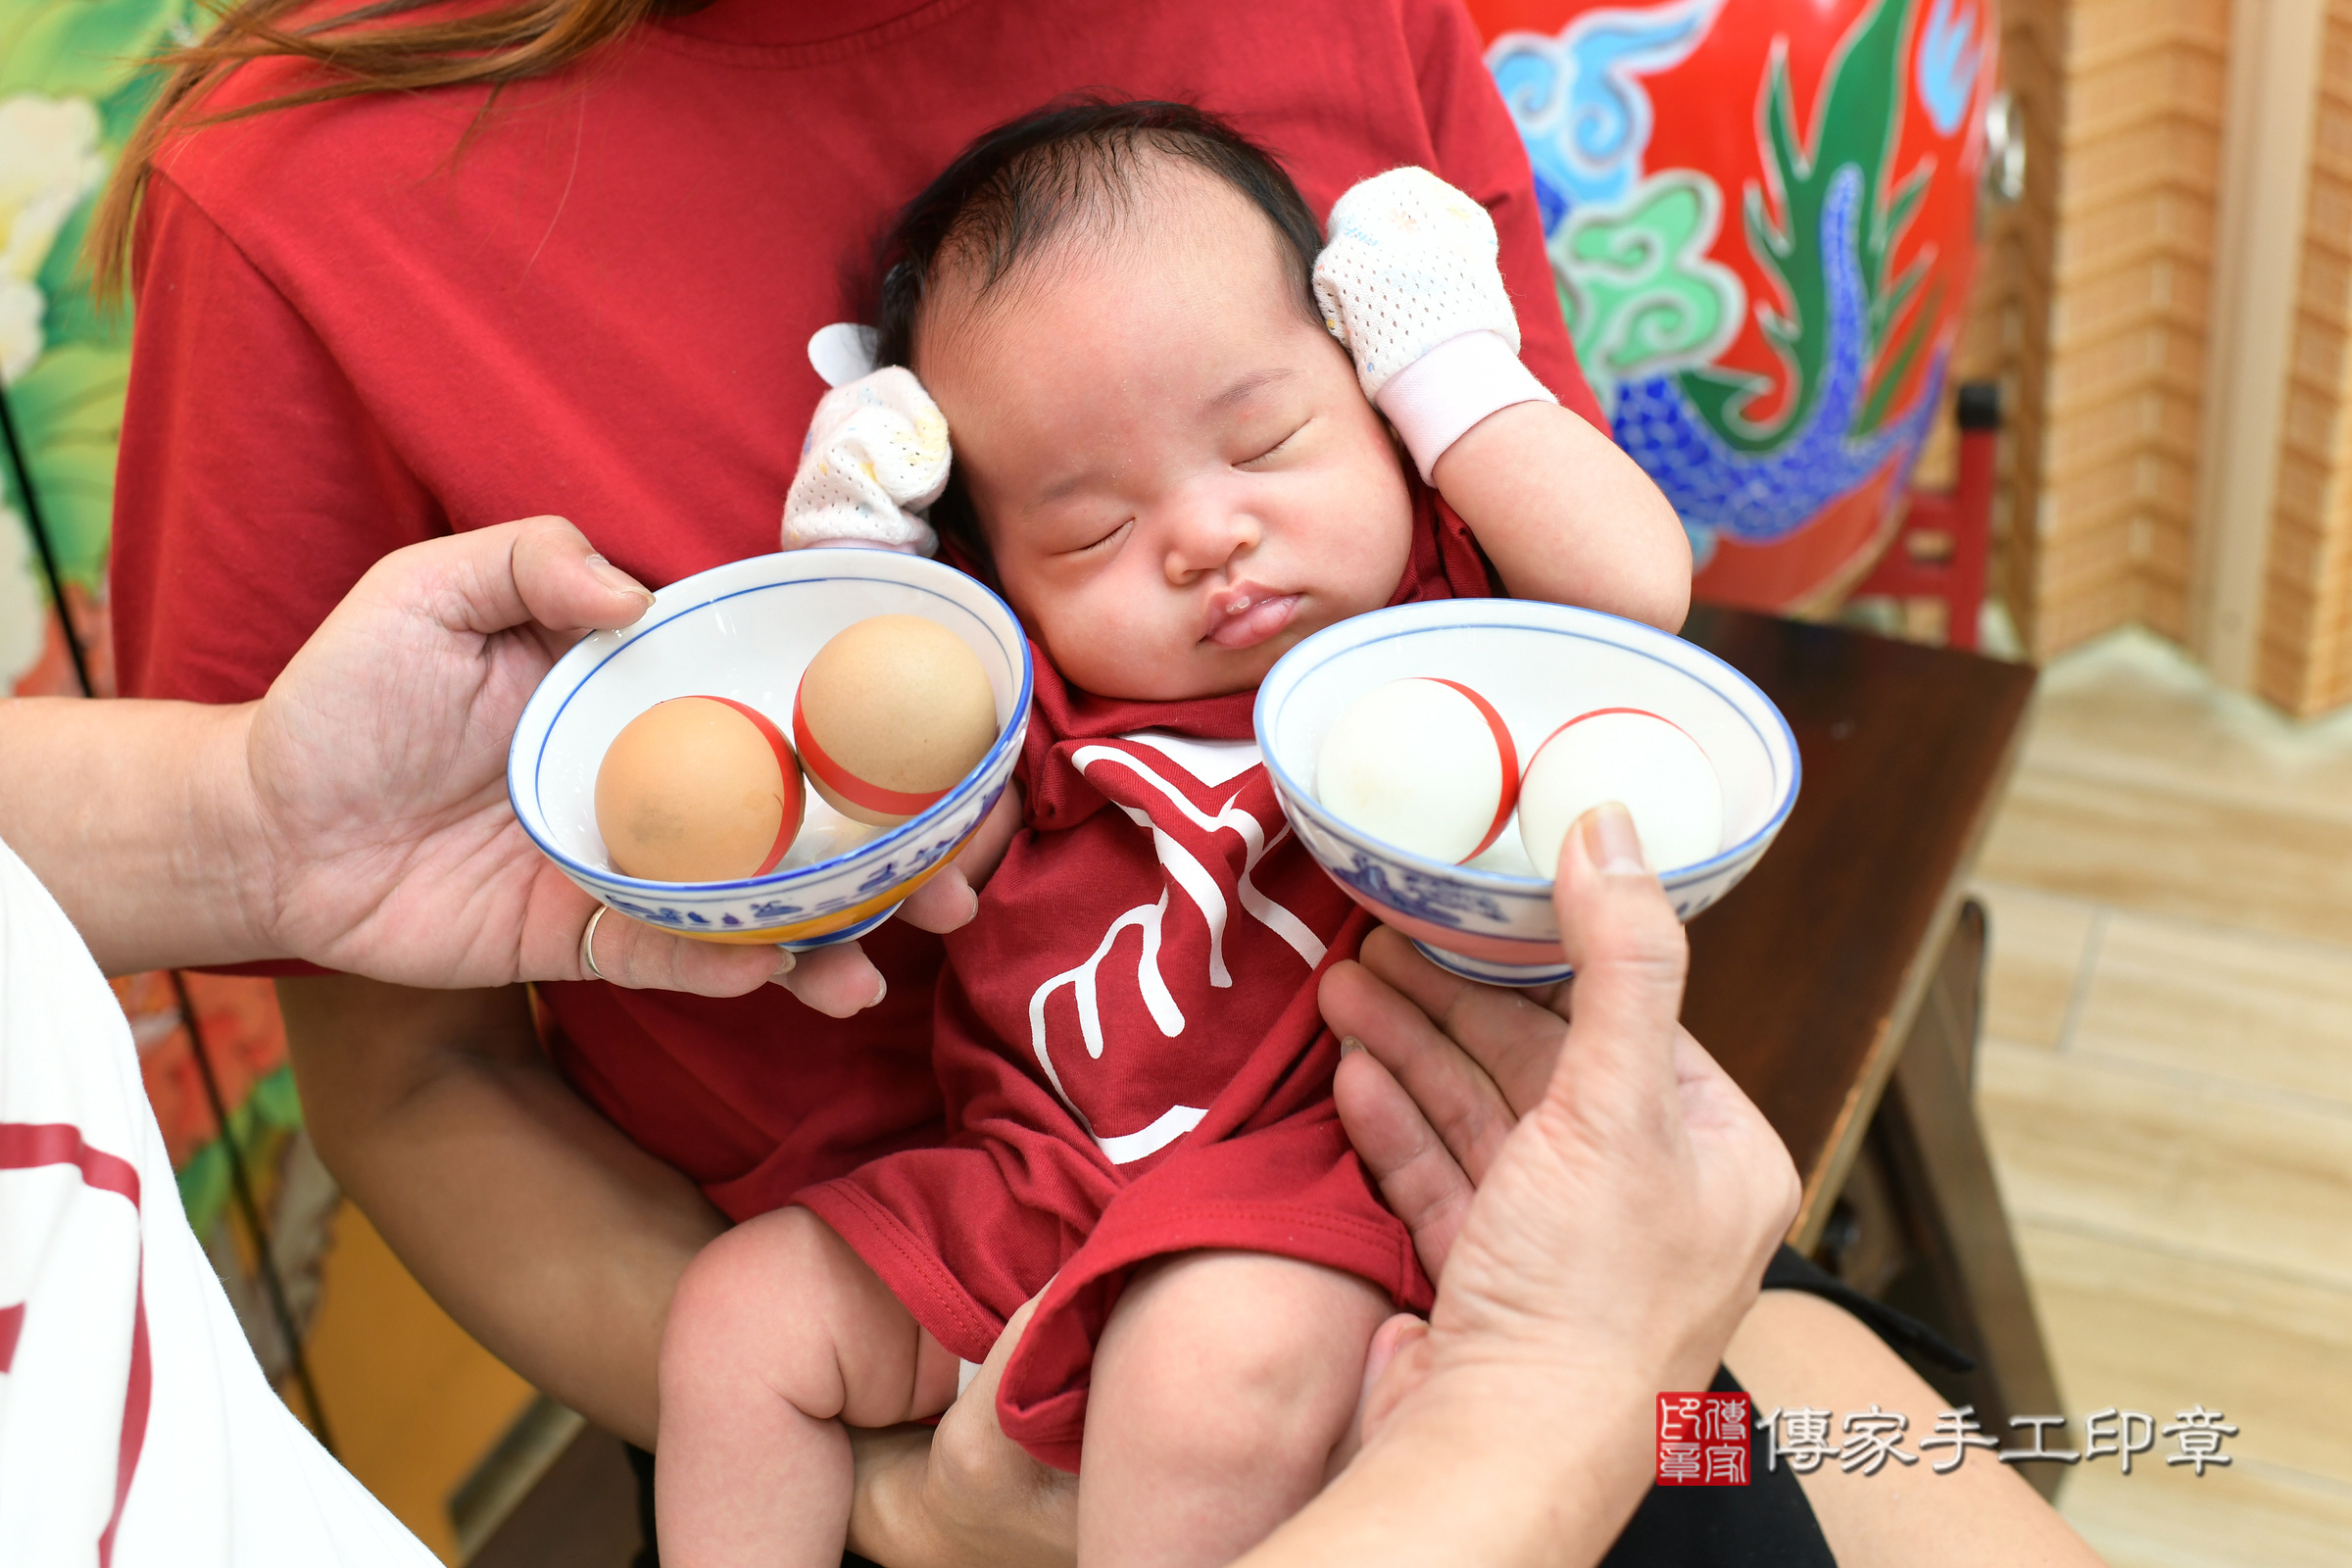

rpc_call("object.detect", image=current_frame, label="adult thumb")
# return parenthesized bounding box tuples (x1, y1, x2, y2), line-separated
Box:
(1549, 803, 1690, 1103)
(508, 515, 659, 631)
(361, 516, 655, 643)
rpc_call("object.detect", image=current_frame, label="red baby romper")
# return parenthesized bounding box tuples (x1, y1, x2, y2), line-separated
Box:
(796, 489, 1489, 1471)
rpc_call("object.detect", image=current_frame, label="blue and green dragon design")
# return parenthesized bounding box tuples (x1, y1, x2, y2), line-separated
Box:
(1490, 0, 1975, 564)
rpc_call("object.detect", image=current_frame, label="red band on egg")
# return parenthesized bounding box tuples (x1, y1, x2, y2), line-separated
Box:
(1534, 707, 1694, 754)
(792, 678, 952, 820)
(703, 696, 802, 874)
(1426, 678, 1520, 861)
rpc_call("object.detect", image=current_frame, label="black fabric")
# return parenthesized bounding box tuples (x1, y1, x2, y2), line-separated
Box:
(622, 1245, 1959, 1566)
(1762, 1245, 1976, 1373)
(1598, 1364, 1835, 1567)
(624, 1443, 660, 1568)
(1591, 1243, 1967, 1566)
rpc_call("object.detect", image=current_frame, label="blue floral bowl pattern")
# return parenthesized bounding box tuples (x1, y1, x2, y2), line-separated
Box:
(1255, 600, 1798, 986)
(508, 550, 1031, 950)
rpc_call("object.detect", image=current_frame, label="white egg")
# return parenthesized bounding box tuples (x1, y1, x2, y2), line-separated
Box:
(1315, 677, 1518, 864)
(1517, 709, 1725, 878)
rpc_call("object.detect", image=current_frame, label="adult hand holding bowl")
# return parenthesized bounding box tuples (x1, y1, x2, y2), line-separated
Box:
(1254, 600, 1799, 986)
(507, 549, 1031, 994)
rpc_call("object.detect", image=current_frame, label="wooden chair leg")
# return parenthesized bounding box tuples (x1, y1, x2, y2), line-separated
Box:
(1874, 900, 2071, 1500)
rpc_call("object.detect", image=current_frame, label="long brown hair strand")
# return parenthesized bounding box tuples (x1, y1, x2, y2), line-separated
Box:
(89, 0, 681, 300)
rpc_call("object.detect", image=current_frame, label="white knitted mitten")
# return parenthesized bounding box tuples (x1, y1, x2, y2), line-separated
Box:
(781, 366, 951, 554)
(1312, 168, 1557, 481)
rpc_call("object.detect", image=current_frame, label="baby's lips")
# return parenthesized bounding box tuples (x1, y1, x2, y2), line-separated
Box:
(1203, 578, 1284, 630)
(1202, 588, 1302, 650)
(1202, 581, 1255, 632)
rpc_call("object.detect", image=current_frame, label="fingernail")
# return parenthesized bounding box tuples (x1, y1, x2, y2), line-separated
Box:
(586, 554, 656, 605)
(769, 948, 796, 979)
(1340, 1036, 1363, 1056)
(870, 975, 888, 1008)
(1580, 801, 1650, 876)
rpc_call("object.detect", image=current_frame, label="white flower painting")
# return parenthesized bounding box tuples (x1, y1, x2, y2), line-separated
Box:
(0, 92, 106, 384)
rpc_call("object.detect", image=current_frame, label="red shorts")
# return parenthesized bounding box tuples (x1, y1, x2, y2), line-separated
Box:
(798, 914, 1431, 1471)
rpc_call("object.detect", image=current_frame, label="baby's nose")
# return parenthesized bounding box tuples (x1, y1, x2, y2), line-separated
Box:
(1162, 499, 1262, 581)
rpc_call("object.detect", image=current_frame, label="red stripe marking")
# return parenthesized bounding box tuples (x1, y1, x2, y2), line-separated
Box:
(0, 1301, 22, 1371)
(1532, 706, 1694, 757)
(702, 697, 803, 874)
(1, 1123, 148, 1568)
(0, 1122, 139, 1201)
(1427, 678, 1520, 861)
(792, 678, 951, 819)
(100, 1282, 150, 1568)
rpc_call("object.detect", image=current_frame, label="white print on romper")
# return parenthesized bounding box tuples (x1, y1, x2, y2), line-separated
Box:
(1024, 736, 1320, 1165)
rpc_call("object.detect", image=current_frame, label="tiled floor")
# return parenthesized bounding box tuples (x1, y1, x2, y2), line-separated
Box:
(1970, 628, 2352, 1566)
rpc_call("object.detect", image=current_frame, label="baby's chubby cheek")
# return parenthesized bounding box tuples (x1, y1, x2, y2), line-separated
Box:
(1319, 437, 1419, 614)
(1036, 581, 1212, 698)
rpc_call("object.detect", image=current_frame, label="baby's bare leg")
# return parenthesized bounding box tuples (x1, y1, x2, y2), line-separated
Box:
(1078, 1250, 1391, 1568)
(657, 1206, 963, 1568)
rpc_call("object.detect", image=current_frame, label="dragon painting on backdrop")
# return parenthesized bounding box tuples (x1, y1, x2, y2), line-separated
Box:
(1470, 0, 1995, 613)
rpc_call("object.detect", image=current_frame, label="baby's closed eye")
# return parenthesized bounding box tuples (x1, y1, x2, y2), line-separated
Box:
(1234, 419, 1309, 468)
(1063, 516, 1133, 556)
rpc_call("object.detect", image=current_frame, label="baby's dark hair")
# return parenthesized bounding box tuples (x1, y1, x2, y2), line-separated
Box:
(871, 98, 1327, 573)
(876, 97, 1324, 366)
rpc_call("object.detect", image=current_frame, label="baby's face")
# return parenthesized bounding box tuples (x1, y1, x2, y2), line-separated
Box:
(917, 173, 1415, 701)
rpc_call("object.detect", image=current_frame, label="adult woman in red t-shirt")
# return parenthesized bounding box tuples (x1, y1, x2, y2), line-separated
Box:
(98, 3, 2100, 1564)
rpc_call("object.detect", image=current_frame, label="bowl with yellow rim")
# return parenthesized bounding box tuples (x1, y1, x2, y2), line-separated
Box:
(508, 549, 1031, 950)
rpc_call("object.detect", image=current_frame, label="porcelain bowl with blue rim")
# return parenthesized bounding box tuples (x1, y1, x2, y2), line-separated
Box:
(509, 549, 1031, 951)
(1254, 599, 1798, 987)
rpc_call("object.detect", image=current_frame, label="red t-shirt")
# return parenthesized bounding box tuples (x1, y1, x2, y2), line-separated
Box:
(112, 0, 1602, 1215)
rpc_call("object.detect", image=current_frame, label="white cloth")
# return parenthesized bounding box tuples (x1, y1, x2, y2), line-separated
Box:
(0, 837, 435, 1568)
(1313, 168, 1557, 480)
(807, 321, 881, 390)
(780, 366, 952, 555)
(1373, 330, 1557, 483)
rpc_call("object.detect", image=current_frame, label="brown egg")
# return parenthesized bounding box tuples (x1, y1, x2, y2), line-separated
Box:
(595, 697, 805, 882)
(793, 614, 999, 826)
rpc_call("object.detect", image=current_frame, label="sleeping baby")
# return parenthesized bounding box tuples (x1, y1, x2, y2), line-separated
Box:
(654, 98, 1690, 1568)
